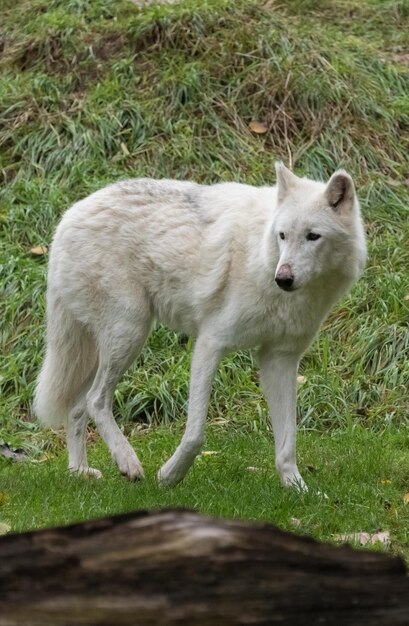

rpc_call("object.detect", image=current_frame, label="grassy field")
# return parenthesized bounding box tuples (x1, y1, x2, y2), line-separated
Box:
(2, 426, 409, 554)
(0, 0, 408, 558)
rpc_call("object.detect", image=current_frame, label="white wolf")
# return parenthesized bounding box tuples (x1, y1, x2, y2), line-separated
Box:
(34, 163, 366, 490)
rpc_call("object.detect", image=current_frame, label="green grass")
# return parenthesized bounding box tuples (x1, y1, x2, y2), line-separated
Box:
(2, 425, 409, 560)
(0, 0, 409, 561)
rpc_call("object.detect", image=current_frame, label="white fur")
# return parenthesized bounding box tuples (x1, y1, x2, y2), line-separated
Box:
(34, 163, 366, 488)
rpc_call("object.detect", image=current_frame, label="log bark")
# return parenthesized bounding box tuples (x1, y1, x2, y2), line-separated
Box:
(0, 508, 408, 625)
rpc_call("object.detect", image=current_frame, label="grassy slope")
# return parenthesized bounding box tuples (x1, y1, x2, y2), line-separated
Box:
(0, 0, 409, 552)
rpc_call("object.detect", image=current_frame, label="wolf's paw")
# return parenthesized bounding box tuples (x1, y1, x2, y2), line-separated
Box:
(69, 466, 103, 480)
(157, 469, 180, 488)
(115, 449, 144, 481)
(86, 467, 103, 479)
(284, 475, 328, 498)
(282, 473, 308, 493)
(157, 461, 186, 488)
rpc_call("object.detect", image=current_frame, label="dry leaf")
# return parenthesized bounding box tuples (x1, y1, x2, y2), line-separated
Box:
(120, 142, 130, 156)
(201, 450, 220, 456)
(246, 466, 260, 472)
(297, 375, 306, 384)
(335, 531, 390, 546)
(0, 492, 8, 506)
(386, 178, 401, 188)
(30, 245, 48, 256)
(380, 479, 392, 485)
(249, 121, 268, 134)
(212, 417, 229, 426)
(0, 522, 11, 535)
(403, 493, 409, 504)
(369, 531, 390, 546)
(30, 454, 50, 464)
(290, 517, 301, 527)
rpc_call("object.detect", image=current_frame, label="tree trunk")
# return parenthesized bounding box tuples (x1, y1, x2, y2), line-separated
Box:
(0, 509, 408, 625)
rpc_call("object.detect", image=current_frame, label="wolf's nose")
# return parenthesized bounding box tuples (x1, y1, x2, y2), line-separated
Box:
(275, 264, 294, 291)
(275, 276, 294, 290)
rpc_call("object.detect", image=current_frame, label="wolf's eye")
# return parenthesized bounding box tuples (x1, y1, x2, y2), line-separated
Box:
(306, 232, 321, 241)
(279, 232, 285, 240)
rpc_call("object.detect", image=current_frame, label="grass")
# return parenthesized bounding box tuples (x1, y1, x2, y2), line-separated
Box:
(2, 424, 409, 561)
(0, 0, 408, 560)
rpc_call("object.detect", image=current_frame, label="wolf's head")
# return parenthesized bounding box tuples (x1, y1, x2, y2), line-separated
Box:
(272, 163, 366, 293)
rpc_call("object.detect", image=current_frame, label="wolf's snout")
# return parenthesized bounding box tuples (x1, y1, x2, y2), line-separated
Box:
(275, 264, 294, 291)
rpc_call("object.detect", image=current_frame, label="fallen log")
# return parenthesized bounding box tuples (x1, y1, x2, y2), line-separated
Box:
(0, 508, 408, 625)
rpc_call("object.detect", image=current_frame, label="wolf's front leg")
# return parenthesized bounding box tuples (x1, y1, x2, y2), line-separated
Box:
(158, 336, 223, 487)
(258, 345, 306, 491)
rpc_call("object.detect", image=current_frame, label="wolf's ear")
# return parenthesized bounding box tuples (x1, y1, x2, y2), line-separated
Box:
(275, 162, 299, 203)
(326, 170, 355, 213)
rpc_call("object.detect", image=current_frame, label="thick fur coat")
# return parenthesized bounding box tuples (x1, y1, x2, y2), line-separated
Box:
(34, 164, 367, 489)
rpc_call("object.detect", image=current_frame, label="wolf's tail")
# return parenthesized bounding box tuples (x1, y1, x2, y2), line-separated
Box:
(34, 297, 97, 428)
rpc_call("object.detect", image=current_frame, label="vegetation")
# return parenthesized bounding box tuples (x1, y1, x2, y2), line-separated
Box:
(1, 427, 409, 554)
(0, 0, 408, 557)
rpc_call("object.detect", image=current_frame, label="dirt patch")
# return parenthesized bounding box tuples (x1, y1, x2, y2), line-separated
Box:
(391, 52, 409, 65)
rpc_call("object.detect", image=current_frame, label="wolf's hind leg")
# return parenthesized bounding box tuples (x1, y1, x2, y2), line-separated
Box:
(86, 298, 152, 480)
(67, 369, 102, 479)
